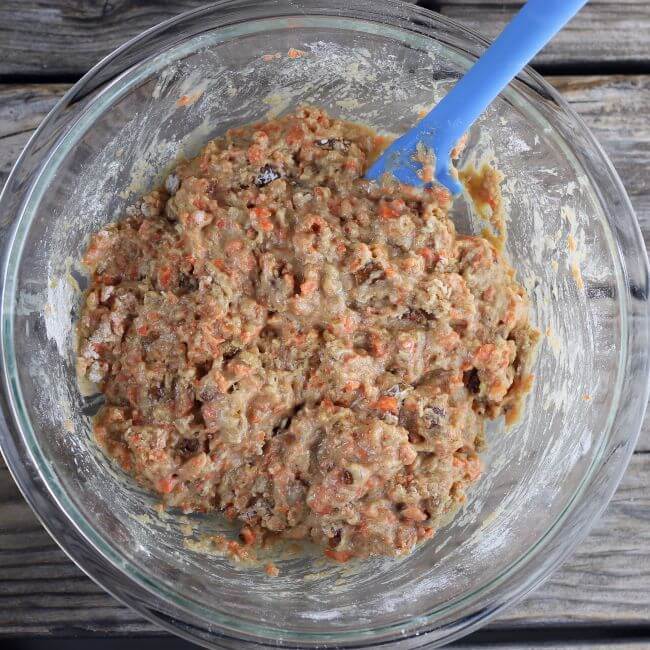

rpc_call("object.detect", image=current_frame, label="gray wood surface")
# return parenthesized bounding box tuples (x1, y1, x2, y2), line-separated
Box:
(431, 0, 650, 68)
(0, 1, 649, 78)
(1, 74, 650, 641)
(0, 84, 67, 186)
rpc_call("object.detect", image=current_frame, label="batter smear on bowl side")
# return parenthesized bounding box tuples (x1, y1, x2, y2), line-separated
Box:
(77, 107, 539, 561)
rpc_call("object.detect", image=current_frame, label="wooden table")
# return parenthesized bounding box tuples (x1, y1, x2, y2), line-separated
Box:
(1, 2, 649, 648)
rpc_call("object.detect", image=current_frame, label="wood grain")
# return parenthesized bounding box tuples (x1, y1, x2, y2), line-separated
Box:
(0, 466, 160, 636)
(497, 453, 650, 627)
(0, 84, 67, 186)
(0, 1, 208, 79)
(0, 76, 649, 639)
(430, 0, 650, 69)
(548, 75, 650, 252)
(0, 1, 648, 78)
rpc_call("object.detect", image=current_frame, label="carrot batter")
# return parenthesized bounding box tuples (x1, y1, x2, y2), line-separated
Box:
(77, 107, 538, 560)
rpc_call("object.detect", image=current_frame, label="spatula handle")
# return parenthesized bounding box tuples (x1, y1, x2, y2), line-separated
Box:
(418, 0, 589, 150)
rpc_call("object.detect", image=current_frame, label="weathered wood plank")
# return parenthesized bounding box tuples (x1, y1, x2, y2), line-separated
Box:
(0, 84, 67, 186)
(431, 0, 650, 69)
(0, 1, 208, 79)
(466, 646, 650, 650)
(548, 75, 650, 252)
(496, 453, 650, 627)
(1, 76, 649, 228)
(456, 641, 650, 649)
(0, 1, 648, 78)
(0, 468, 161, 636)
(2, 74, 649, 209)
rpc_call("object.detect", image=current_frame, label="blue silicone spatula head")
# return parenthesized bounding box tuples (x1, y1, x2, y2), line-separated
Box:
(366, 0, 588, 195)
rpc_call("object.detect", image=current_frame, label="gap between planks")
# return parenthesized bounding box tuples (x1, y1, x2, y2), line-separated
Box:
(419, 0, 650, 70)
(0, 1, 649, 78)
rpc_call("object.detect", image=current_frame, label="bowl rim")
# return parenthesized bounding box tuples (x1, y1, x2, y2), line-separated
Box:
(1, 0, 649, 647)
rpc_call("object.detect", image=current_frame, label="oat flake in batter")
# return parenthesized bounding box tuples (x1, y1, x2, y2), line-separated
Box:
(77, 107, 539, 561)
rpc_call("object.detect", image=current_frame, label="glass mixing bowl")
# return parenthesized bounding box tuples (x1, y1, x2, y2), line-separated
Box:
(0, 1, 648, 647)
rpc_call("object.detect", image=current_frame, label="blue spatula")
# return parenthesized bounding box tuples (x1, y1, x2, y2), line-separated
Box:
(365, 0, 588, 194)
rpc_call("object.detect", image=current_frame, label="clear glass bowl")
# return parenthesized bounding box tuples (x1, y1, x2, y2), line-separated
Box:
(0, 1, 648, 647)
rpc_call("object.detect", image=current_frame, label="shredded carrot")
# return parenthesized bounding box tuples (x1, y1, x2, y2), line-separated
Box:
(432, 186, 451, 207)
(176, 90, 203, 107)
(417, 247, 438, 264)
(369, 333, 387, 358)
(300, 279, 318, 295)
(373, 395, 398, 414)
(158, 267, 172, 288)
(286, 124, 304, 146)
(417, 526, 434, 540)
(481, 286, 496, 302)
(225, 239, 244, 254)
(230, 362, 253, 378)
(401, 257, 418, 272)
(343, 380, 361, 393)
(475, 343, 496, 365)
(288, 48, 306, 59)
(239, 526, 256, 546)
(378, 199, 405, 219)
(247, 144, 265, 165)
(156, 476, 177, 494)
(250, 207, 271, 219)
(324, 549, 353, 562)
(439, 331, 460, 350)
(249, 207, 273, 232)
(226, 540, 249, 560)
(265, 562, 280, 577)
(400, 506, 428, 522)
(192, 197, 209, 211)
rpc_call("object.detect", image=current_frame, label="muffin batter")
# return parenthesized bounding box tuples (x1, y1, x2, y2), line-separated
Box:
(77, 107, 538, 560)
